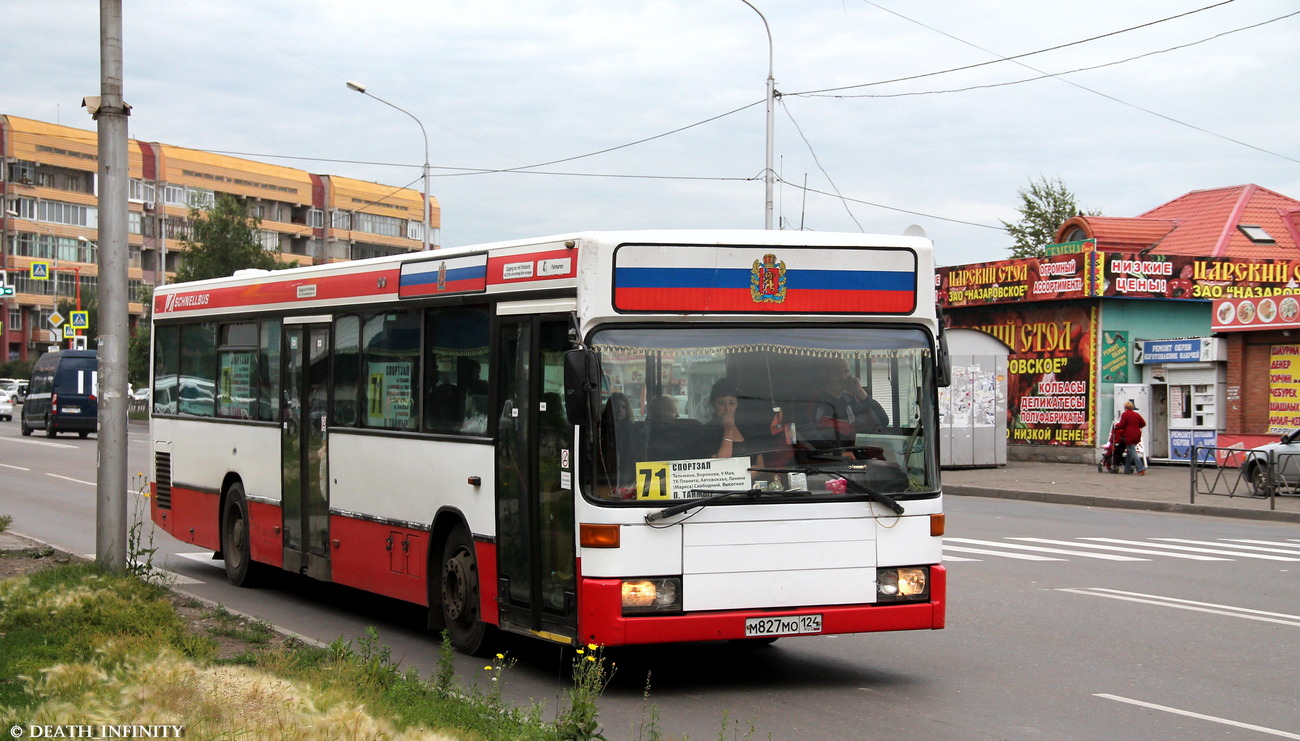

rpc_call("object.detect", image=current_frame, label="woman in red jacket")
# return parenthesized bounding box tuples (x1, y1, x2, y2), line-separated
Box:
(1113, 400, 1147, 475)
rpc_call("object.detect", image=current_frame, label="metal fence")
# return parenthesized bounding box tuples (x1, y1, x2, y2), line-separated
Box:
(1190, 445, 1291, 511)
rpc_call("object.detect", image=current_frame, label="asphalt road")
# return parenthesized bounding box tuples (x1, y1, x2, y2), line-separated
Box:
(1, 422, 1297, 740)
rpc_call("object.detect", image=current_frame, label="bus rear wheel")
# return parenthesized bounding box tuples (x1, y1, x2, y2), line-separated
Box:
(221, 482, 260, 587)
(441, 527, 491, 656)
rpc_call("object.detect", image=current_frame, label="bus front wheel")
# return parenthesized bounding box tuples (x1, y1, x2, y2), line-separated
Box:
(441, 527, 491, 656)
(221, 482, 260, 587)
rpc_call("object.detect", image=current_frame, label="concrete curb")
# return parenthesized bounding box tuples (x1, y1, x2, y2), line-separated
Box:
(947, 485, 1300, 524)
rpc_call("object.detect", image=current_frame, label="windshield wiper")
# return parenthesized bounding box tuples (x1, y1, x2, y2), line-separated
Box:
(751, 466, 905, 515)
(644, 488, 762, 523)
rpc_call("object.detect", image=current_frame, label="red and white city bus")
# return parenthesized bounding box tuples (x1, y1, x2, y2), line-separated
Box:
(149, 229, 947, 655)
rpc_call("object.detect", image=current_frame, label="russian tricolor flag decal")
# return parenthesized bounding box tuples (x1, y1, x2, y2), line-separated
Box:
(399, 254, 488, 298)
(613, 244, 916, 314)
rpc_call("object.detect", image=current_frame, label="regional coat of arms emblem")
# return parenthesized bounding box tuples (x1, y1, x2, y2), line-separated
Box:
(437, 262, 448, 292)
(751, 253, 787, 303)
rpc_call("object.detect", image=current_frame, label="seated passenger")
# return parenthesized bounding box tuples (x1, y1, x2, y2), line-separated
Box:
(800, 357, 888, 450)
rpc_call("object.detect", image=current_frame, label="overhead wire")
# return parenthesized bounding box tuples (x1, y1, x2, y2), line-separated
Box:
(797, 10, 1300, 100)
(778, 99, 864, 231)
(850, 0, 1300, 166)
(790, 0, 1238, 96)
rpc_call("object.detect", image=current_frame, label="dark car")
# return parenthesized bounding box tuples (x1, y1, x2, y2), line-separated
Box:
(21, 350, 98, 438)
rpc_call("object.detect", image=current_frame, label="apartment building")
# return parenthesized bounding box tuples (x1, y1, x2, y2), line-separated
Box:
(0, 114, 441, 362)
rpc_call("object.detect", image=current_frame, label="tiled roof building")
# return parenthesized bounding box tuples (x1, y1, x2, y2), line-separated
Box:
(1056, 184, 1300, 259)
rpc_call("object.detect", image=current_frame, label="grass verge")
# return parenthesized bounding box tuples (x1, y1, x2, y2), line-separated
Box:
(0, 560, 569, 740)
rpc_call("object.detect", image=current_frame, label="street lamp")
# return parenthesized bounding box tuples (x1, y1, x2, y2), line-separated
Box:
(345, 80, 432, 252)
(740, 0, 776, 230)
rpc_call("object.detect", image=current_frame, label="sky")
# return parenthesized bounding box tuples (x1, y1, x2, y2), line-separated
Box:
(3, 0, 1298, 267)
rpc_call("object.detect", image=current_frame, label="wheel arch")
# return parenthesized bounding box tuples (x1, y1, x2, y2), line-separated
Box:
(426, 506, 473, 629)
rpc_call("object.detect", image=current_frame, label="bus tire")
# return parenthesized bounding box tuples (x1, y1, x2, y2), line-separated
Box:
(20, 418, 32, 436)
(440, 527, 491, 656)
(221, 482, 260, 587)
(44, 416, 56, 438)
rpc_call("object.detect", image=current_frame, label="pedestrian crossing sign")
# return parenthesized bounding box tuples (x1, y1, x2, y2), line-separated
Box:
(63, 324, 75, 339)
(70, 310, 89, 329)
(31, 261, 50, 280)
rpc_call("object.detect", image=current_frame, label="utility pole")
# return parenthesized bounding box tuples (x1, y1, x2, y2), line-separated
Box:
(739, 0, 775, 230)
(89, 0, 129, 572)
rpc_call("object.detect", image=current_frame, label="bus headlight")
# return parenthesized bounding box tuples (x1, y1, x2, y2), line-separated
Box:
(876, 566, 929, 602)
(621, 577, 682, 614)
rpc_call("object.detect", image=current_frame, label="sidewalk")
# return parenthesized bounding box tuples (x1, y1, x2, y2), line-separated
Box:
(944, 460, 1300, 524)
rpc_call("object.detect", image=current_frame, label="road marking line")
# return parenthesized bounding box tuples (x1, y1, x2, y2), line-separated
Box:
(0, 463, 30, 471)
(1152, 538, 1300, 556)
(0, 438, 79, 449)
(1082, 537, 1300, 561)
(941, 555, 981, 562)
(943, 545, 1063, 561)
(1094, 694, 1300, 739)
(175, 551, 220, 566)
(49, 473, 96, 486)
(1058, 588, 1300, 627)
(947, 537, 1144, 561)
(1225, 539, 1300, 548)
(1010, 537, 1229, 560)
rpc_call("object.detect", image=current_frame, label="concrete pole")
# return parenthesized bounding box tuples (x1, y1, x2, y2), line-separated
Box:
(93, 0, 129, 572)
(740, 0, 775, 230)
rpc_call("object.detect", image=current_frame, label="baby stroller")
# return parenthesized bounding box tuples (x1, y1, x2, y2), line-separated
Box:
(1098, 422, 1122, 473)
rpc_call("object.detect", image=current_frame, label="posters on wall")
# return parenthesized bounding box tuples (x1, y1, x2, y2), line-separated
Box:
(946, 303, 1096, 447)
(1267, 344, 1300, 434)
(1101, 331, 1128, 383)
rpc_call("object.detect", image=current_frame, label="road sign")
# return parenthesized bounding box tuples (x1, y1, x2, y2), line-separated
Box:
(48, 311, 64, 328)
(70, 311, 89, 329)
(0, 287, 12, 297)
(31, 262, 50, 280)
(63, 324, 75, 339)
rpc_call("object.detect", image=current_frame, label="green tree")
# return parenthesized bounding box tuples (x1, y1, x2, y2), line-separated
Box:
(1001, 176, 1100, 258)
(173, 193, 287, 282)
(127, 285, 153, 389)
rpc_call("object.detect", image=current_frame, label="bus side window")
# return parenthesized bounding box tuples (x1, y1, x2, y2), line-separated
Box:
(333, 315, 360, 428)
(424, 305, 490, 434)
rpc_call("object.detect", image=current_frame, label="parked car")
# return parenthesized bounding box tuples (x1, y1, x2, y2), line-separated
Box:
(0, 389, 13, 421)
(0, 378, 26, 404)
(1242, 428, 1300, 495)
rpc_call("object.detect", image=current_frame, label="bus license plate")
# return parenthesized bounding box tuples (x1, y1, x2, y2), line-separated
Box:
(744, 614, 823, 637)
(62, 406, 81, 414)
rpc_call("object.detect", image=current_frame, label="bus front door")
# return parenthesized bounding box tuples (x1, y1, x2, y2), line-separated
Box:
(282, 323, 332, 581)
(495, 315, 577, 642)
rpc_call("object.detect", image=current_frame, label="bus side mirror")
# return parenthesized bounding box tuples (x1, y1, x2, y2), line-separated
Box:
(935, 322, 952, 388)
(564, 349, 600, 425)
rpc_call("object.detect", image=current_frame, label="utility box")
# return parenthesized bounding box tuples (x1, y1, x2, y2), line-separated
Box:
(939, 329, 1009, 468)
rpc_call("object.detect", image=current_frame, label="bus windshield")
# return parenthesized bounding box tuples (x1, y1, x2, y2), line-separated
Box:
(588, 325, 938, 503)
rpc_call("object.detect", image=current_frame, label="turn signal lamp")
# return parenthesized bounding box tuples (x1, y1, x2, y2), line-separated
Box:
(580, 523, 620, 548)
(930, 513, 945, 537)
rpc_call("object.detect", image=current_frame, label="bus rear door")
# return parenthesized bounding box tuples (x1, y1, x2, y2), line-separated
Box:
(282, 322, 332, 581)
